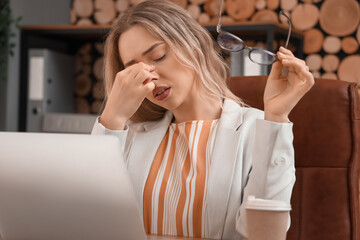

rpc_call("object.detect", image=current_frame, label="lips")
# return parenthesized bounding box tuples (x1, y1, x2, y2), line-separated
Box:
(153, 86, 170, 100)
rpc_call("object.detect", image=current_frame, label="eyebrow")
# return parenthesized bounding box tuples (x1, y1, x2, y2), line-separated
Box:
(123, 42, 164, 68)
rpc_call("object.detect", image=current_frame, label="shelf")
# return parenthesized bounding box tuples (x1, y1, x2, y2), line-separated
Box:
(21, 22, 303, 41)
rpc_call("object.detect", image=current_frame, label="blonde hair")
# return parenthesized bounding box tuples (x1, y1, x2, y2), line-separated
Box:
(104, 0, 243, 122)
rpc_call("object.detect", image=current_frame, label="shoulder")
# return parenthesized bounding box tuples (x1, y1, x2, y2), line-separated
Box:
(221, 99, 264, 127)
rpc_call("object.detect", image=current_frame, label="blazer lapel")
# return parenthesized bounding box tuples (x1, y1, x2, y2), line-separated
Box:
(126, 111, 173, 217)
(205, 99, 244, 238)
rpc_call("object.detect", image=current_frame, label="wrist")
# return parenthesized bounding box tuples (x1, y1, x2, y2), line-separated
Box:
(99, 112, 127, 130)
(264, 112, 289, 123)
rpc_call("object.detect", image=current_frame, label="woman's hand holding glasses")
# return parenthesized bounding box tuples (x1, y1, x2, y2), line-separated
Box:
(263, 47, 314, 123)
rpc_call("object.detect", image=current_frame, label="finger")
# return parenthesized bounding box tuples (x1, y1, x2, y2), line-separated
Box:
(142, 80, 156, 94)
(269, 60, 283, 79)
(281, 58, 307, 75)
(133, 69, 158, 86)
(128, 62, 155, 81)
(281, 58, 314, 89)
(279, 46, 294, 57)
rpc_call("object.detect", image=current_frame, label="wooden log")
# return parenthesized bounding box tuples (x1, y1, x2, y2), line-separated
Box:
(78, 43, 92, 55)
(94, 0, 117, 24)
(255, 41, 266, 49)
(251, 9, 278, 23)
(338, 55, 360, 83)
(93, 57, 104, 80)
(305, 54, 322, 71)
(91, 100, 104, 114)
(75, 74, 92, 97)
(209, 15, 234, 25)
(357, 25, 360, 44)
(322, 54, 340, 72)
(280, 0, 297, 11)
(95, 42, 104, 54)
(204, 0, 224, 17)
(82, 64, 92, 75)
(319, 0, 360, 36)
(73, 0, 93, 18)
(70, 9, 77, 24)
(313, 0, 323, 3)
(279, 40, 297, 53)
(226, 0, 255, 21)
(267, 0, 279, 10)
(301, 0, 312, 3)
(279, 10, 290, 25)
(75, 56, 83, 74)
(189, 0, 206, 4)
(321, 72, 338, 80)
(323, 36, 341, 54)
(198, 13, 211, 25)
(82, 54, 93, 64)
(245, 40, 256, 47)
(255, 0, 266, 10)
(311, 71, 321, 78)
(291, 3, 319, 31)
(75, 97, 91, 114)
(170, 0, 188, 9)
(116, 0, 129, 12)
(187, 4, 201, 20)
(92, 81, 105, 100)
(341, 37, 359, 54)
(76, 18, 93, 26)
(304, 28, 324, 54)
(272, 40, 278, 52)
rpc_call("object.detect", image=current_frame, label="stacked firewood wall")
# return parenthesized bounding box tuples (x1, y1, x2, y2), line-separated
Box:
(74, 42, 105, 114)
(71, 0, 360, 114)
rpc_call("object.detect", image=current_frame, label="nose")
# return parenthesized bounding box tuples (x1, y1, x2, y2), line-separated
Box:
(149, 66, 159, 80)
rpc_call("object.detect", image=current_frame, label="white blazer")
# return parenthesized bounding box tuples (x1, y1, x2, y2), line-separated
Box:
(91, 99, 295, 240)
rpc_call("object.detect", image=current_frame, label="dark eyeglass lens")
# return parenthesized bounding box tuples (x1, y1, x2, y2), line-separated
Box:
(217, 34, 244, 52)
(249, 49, 276, 65)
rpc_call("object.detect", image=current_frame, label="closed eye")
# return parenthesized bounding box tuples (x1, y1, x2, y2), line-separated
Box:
(154, 54, 166, 62)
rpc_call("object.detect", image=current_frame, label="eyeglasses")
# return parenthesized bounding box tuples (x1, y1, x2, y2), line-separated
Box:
(216, 0, 292, 65)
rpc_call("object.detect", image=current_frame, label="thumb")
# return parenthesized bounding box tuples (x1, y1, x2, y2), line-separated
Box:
(268, 60, 283, 79)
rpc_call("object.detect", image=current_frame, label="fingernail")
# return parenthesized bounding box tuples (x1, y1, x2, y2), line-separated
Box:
(150, 65, 155, 69)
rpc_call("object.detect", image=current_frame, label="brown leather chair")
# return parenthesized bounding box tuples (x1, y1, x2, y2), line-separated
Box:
(229, 76, 360, 240)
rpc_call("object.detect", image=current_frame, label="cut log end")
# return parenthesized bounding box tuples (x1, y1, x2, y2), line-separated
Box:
(305, 54, 322, 71)
(304, 28, 324, 54)
(341, 37, 359, 54)
(75, 74, 92, 97)
(75, 97, 91, 114)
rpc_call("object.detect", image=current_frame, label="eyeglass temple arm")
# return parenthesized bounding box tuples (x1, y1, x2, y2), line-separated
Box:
(280, 10, 292, 49)
(216, 0, 225, 33)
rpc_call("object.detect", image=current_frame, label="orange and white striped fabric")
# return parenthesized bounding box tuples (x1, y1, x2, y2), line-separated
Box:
(143, 119, 219, 238)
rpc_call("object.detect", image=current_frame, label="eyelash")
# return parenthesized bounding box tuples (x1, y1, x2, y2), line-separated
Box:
(154, 54, 166, 62)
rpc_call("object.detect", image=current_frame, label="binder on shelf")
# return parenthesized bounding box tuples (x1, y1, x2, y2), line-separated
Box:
(27, 49, 82, 132)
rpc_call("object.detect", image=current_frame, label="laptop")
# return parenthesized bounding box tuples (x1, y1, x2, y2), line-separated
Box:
(0, 132, 147, 240)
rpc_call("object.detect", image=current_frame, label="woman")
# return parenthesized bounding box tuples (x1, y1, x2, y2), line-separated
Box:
(92, 0, 314, 239)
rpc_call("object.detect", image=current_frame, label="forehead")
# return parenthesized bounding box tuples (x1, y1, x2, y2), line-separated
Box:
(118, 25, 162, 63)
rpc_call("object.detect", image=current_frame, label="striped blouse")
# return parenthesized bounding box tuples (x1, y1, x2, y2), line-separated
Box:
(143, 119, 219, 238)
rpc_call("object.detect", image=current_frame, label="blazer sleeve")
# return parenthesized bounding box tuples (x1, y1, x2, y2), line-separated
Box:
(236, 116, 295, 238)
(91, 117, 129, 153)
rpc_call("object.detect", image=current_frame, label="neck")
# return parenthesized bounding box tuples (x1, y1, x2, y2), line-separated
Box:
(172, 93, 222, 124)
